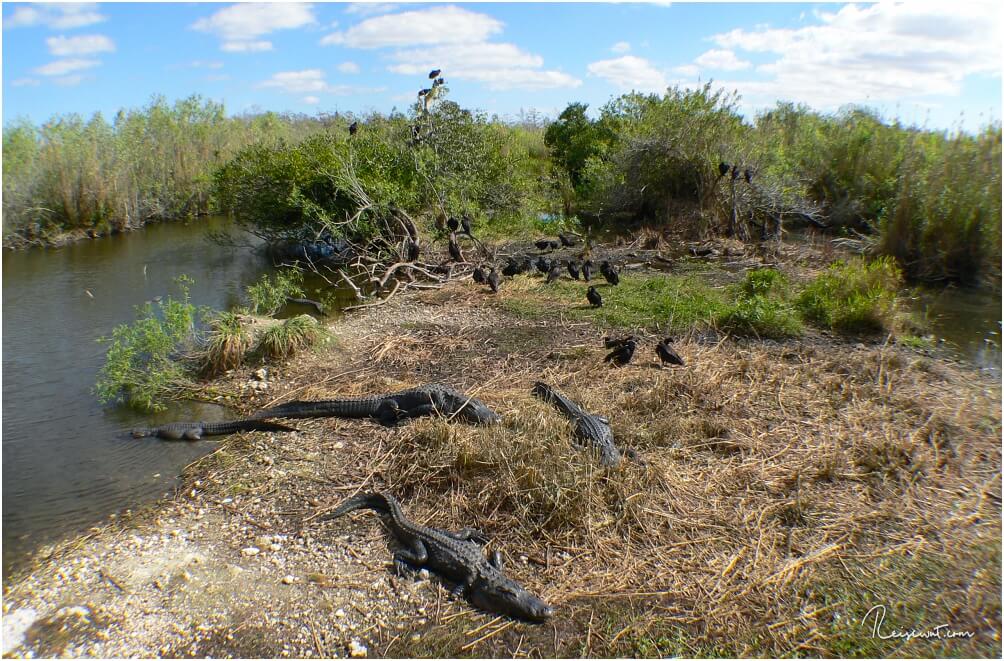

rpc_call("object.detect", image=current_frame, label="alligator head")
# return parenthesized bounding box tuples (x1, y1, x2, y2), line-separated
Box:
(469, 573, 554, 623)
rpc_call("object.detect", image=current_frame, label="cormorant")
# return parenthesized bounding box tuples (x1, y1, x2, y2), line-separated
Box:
(447, 216, 459, 232)
(448, 233, 463, 262)
(582, 259, 593, 282)
(472, 264, 487, 284)
(558, 232, 579, 247)
(718, 161, 729, 178)
(546, 264, 561, 284)
(487, 268, 500, 293)
(406, 237, 420, 261)
(349, 121, 358, 136)
(419, 88, 431, 97)
(460, 213, 473, 235)
(567, 260, 581, 280)
(731, 164, 740, 181)
(744, 168, 753, 184)
(656, 337, 685, 366)
(429, 69, 441, 79)
(587, 286, 602, 308)
(600, 261, 620, 286)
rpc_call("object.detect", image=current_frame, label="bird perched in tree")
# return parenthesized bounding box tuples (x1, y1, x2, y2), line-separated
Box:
(656, 337, 685, 366)
(558, 232, 579, 247)
(435, 77, 445, 86)
(567, 260, 581, 280)
(582, 259, 593, 282)
(429, 69, 441, 79)
(718, 161, 730, 178)
(447, 216, 459, 232)
(418, 88, 431, 97)
(448, 233, 463, 262)
(546, 264, 562, 284)
(600, 260, 620, 286)
(460, 213, 473, 235)
(535, 256, 551, 274)
(487, 268, 500, 293)
(731, 164, 741, 181)
(472, 264, 487, 284)
(405, 237, 420, 262)
(744, 168, 753, 184)
(605, 337, 637, 367)
(587, 286, 602, 307)
(349, 121, 358, 136)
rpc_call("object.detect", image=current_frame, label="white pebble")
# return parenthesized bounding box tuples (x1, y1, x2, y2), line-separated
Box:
(348, 640, 367, 657)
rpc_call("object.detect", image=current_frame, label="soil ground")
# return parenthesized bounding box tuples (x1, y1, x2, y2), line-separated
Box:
(3, 241, 1001, 658)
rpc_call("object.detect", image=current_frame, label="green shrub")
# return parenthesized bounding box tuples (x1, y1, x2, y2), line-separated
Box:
(255, 314, 326, 360)
(95, 276, 200, 411)
(797, 257, 903, 334)
(717, 269, 803, 338)
(200, 310, 253, 377)
(245, 268, 305, 316)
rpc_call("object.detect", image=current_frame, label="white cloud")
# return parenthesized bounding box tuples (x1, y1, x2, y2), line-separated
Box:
(344, 3, 399, 16)
(54, 74, 86, 87)
(611, 41, 631, 54)
(337, 61, 361, 74)
(192, 3, 316, 52)
(222, 40, 273, 53)
(190, 60, 224, 70)
(693, 49, 750, 71)
(672, 64, 700, 78)
(587, 55, 667, 93)
(303, 95, 321, 105)
(46, 34, 115, 56)
(259, 69, 384, 95)
(709, 2, 1003, 110)
(322, 5, 502, 48)
(34, 58, 101, 76)
(4, 3, 106, 30)
(10, 78, 41, 87)
(387, 42, 580, 91)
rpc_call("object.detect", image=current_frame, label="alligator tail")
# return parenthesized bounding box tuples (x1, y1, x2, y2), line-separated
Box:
(321, 492, 396, 521)
(530, 381, 556, 402)
(254, 399, 373, 420)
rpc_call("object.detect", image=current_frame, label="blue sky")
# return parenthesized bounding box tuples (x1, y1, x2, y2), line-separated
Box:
(3, 2, 1002, 131)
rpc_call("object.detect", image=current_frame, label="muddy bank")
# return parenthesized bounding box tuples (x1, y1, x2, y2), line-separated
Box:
(3, 258, 1001, 658)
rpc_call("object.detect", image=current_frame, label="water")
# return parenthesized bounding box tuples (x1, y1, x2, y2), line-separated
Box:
(2, 217, 277, 575)
(910, 286, 1002, 378)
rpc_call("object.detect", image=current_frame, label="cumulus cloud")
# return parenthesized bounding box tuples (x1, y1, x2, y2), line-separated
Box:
(693, 48, 750, 71)
(321, 5, 502, 48)
(10, 78, 41, 87)
(587, 55, 667, 93)
(611, 41, 631, 54)
(46, 34, 115, 56)
(709, 2, 1002, 110)
(192, 3, 316, 53)
(4, 3, 106, 30)
(258, 69, 385, 95)
(54, 74, 87, 87)
(344, 3, 399, 16)
(34, 58, 101, 76)
(303, 95, 321, 105)
(387, 42, 579, 91)
(337, 61, 361, 74)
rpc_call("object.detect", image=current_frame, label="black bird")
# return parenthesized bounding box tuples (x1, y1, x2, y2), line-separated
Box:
(718, 161, 729, 178)
(603, 335, 638, 349)
(472, 264, 487, 284)
(349, 121, 358, 136)
(731, 164, 741, 181)
(460, 213, 473, 235)
(418, 88, 431, 97)
(582, 259, 593, 282)
(447, 216, 460, 232)
(405, 237, 420, 262)
(502, 257, 521, 277)
(587, 286, 602, 307)
(535, 238, 555, 251)
(487, 268, 500, 293)
(558, 232, 579, 247)
(567, 260, 581, 280)
(535, 256, 551, 274)
(546, 264, 562, 284)
(600, 261, 620, 286)
(429, 69, 441, 79)
(604, 338, 637, 367)
(435, 77, 445, 86)
(656, 337, 685, 366)
(448, 233, 463, 262)
(744, 168, 753, 184)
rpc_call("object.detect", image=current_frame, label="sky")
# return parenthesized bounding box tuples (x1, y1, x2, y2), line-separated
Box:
(2, 1, 1002, 132)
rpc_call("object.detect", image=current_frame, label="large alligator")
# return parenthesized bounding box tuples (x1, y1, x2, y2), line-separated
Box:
(131, 419, 298, 441)
(255, 383, 501, 427)
(320, 492, 553, 622)
(531, 382, 623, 466)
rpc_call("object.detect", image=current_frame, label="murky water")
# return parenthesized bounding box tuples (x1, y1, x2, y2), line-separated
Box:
(910, 286, 1002, 378)
(1, 218, 278, 575)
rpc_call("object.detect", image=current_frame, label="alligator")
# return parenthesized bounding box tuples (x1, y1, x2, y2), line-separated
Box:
(531, 382, 622, 467)
(131, 419, 298, 441)
(320, 492, 553, 622)
(254, 383, 501, 427)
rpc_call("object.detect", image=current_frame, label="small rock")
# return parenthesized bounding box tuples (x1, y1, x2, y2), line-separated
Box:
(410, 633, 421, 643)
(348, 640, 367, 657)
(335, 608, 346, 618)
(282, 575, 295, 585)
(241, 546, 261, 556)
(254, 368, 268, 381)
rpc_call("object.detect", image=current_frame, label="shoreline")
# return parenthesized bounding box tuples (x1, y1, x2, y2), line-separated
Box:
(3, 251, 1001, 658)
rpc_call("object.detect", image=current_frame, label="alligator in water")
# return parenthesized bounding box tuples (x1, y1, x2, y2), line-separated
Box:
(131, 419, 298, 441)
(320, 492, 553, 622)
(255, 383, 501, 427)
(531, 382, 623, 466)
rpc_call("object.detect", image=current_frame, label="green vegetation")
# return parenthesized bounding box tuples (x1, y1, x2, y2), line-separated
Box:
(244, 267, 305, 316)
(717, 269, 803, 339)
(95, 276, 200, 411)
(797, 256, 904, 335)
(200, 310, 253, 378)
(255, 314, 326, 360)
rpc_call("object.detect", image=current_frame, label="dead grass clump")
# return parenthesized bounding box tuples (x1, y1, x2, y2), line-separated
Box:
(255, 314, 326, 361)
(199, 311, 254, 377)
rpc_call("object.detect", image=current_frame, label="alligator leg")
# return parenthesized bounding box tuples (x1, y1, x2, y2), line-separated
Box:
(375, 400, 403, 427)
(488, 550, 504, 570)
(449, 570, 476, 598)
(183, 429, 203, 441)
(448, 528, 489, 545)
(392, 538, 429, 577)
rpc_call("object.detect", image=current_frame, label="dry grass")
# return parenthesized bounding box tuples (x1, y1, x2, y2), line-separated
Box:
(243, 279, 1000, 658)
